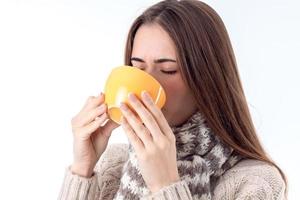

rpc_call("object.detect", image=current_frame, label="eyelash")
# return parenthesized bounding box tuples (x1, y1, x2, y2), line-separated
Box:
(161, 70, 177, 75)
(133, 66, 177, 75)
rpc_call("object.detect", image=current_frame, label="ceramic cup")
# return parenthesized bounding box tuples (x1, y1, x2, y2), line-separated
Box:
(103, 65, 166, 124)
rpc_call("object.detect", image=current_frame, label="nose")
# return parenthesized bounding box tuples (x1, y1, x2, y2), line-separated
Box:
(142, 62, 156, 75)
(143, 67, 164, 91)
(144, 68, 154, 76)
(144, 66, 158, 81)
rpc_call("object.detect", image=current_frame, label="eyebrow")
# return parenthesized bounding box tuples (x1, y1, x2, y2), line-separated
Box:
(130, 57, 177, 64)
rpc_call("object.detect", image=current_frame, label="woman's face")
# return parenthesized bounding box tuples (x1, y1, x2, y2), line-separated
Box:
(131, 24, 198, 126)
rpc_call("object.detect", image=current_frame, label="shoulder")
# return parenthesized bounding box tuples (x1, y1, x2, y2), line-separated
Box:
(213, 159, 286, 200)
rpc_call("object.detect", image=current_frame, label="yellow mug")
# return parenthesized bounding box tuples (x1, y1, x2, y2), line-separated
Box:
(103, 65, 166, 124)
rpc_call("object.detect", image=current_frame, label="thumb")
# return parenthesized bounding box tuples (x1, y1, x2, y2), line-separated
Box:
(102, 119, 120, 137)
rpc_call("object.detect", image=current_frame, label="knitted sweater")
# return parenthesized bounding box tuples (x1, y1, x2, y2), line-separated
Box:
(58, 143, 286, 200)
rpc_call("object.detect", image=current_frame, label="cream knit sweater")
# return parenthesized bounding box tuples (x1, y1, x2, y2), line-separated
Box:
(58, 143, 286, 200)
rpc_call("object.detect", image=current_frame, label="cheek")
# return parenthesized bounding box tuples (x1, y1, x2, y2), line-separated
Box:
(160, 77, 186, 107)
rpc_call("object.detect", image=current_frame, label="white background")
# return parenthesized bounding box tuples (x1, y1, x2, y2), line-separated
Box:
(0, 0, 299, 199)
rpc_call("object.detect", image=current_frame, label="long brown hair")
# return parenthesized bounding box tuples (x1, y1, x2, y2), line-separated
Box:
(124, 0, 287, 194)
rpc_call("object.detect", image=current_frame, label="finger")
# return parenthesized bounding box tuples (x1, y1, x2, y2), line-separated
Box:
(127, 92, 163, 141)
(120, 102, 152, 147)
(120, 116, 144, 152)
(101, 119, 120, 137)
(77, 104, 107, 127)
(75, 113, 109, 139)
(141, 91, 174, 140)
(81, 93, 105, 113)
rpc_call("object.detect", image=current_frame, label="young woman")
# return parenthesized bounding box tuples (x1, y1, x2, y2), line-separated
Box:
(59, 0, 287, 199)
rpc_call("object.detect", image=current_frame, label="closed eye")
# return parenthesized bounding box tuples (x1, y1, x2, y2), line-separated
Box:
(133, 66, 177, 75)
(161, 70, 177, 75)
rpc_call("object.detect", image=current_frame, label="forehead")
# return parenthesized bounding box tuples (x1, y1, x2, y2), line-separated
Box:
(132, 24, 177, 58)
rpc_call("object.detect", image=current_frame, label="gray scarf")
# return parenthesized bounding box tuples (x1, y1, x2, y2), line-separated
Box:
(114, 111, 243, 199)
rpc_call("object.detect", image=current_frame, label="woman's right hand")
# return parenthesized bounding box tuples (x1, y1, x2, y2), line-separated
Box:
(70, 93, 119, 177)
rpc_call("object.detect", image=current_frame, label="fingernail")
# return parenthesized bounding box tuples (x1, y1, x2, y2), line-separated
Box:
(128, 92, 136, 101)
(142, 90, 150, 100)
(98, 92, 103, 98)
(120, 102, 128, 111)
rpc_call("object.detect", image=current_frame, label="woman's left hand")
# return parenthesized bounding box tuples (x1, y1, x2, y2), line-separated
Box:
(120, 91, 180, 193)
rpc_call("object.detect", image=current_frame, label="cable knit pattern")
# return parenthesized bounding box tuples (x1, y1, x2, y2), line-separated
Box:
(58, 143, 286, 200)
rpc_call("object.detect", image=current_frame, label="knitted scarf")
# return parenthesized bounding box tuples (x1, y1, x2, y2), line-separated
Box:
(113, 111, 243, 199)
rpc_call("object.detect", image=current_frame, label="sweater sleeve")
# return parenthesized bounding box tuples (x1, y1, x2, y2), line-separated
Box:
(141, 180, 193, 200)
(58, 166, 99, 200)
(58, 143, 129, 200)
